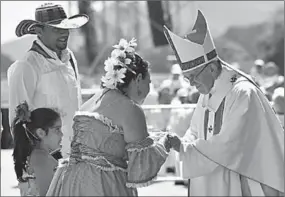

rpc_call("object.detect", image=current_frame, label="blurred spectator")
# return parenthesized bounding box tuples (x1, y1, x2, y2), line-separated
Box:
(262, 62, 279, 84)
(159, 64, 189, 100)
(1, 108, 13, 149)
(156, 83, 172, 131)
(250, 59, 265, 86)
(143, 83, 159, 105)
(171, 88, 189, 105)
(167, 54, 178, 64)
(188, 88, 200, 103)
(158, 84, 172, 105)
(1, 77, 13, 149)
(262, 62, 283, 98)
(272, 87, 284, 128)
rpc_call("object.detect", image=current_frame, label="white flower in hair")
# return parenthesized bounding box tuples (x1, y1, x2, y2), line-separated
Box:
(101, 68, 127, 89)
(111, 49, 126, 59)
(101, 38, 138, 89)
(113, 39, 129, 50)
(129, 38, 137, 48)
(104, 57, 117, 72)
(101, 75, 114, 89)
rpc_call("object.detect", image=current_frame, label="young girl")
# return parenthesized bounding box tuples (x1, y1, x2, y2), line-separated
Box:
(12, 101, 63, 196)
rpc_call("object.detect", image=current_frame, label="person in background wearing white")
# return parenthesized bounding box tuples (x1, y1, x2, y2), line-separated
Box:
(250, 59, 265, 86)
(160, 64, 189, 99)
(7, 3, 89, 159)
(272, 87, 284, 129)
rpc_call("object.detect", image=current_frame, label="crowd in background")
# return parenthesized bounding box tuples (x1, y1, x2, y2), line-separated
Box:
(250, 59, 284, 127)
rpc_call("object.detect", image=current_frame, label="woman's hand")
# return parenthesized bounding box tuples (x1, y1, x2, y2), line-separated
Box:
(160, 134, 171, 152)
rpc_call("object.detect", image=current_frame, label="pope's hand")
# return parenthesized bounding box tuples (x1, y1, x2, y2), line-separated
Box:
(168, 133, 181, 152)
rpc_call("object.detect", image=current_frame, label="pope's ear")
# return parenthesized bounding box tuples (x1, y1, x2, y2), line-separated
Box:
(209, 61, 221, 77)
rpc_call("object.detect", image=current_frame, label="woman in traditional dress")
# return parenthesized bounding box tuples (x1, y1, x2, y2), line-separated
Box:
(46, 38, 170, 196)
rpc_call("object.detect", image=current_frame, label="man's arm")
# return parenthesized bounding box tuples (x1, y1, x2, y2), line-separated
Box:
(8, 61, 38, 126)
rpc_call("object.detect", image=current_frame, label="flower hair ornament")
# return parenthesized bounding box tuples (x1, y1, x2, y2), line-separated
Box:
(101, 38, 137, 89)
(15, 101, 39, 140)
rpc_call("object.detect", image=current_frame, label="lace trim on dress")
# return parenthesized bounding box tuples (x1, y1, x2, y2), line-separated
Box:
(126, 137, 155, 152)
(81, 155, 127, 172)
(67, 153, 127, 172)
(126, 134, 169, 152)
(126, 175, 157, 188)
(74, 111, 123, 134)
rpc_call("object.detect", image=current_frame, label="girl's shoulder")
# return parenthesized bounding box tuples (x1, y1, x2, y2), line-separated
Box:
(30, 149, 57, 168)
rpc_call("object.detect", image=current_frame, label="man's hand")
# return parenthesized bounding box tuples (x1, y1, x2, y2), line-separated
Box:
(168, 133, 182, 152)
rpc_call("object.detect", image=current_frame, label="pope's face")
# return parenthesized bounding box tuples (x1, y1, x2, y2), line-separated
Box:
(183, 62, 216, 95)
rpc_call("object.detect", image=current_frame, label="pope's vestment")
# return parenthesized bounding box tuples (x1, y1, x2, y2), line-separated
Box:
(180, 67, 284, 196)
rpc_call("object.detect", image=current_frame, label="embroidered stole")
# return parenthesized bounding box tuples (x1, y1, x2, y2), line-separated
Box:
(204, 98, 226, 140)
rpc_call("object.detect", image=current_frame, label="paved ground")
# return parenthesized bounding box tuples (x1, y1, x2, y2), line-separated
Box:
(1, 149, 188, 196)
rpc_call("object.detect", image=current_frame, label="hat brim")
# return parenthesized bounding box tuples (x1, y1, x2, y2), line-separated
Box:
(16, 14, 89, 37)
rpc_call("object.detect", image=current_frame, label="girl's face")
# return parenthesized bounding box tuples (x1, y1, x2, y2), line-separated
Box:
(42, 118, 63, 153)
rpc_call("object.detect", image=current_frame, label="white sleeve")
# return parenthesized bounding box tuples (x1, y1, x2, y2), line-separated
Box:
(8, 61, 38, 125)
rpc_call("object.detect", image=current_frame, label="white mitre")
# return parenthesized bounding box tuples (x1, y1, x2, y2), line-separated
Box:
(164, 10, 218, 72)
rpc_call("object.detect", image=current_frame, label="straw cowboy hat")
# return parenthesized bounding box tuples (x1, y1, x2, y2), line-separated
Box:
(15, 3, 89, 37)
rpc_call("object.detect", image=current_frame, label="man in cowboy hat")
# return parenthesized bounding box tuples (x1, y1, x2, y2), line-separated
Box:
(7, 3, 89, 159)
(164, 10, 284, 196)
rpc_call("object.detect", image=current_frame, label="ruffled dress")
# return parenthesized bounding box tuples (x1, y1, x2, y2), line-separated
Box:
(46, 111, 168, 196)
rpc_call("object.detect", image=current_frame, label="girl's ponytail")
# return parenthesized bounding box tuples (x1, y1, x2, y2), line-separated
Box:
(12, 101, 35, 181)
(12, 119, 34, 181)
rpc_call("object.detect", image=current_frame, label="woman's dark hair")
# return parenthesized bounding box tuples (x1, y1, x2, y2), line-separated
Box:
(101, 52, 150, 92)
(12, 104, 60, 181)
